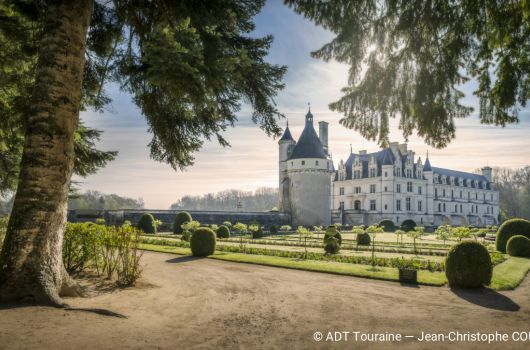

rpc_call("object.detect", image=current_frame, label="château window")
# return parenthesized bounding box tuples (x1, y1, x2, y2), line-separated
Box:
(339, 187, 344, 195)
(418, 186, 422, 195)
(355, 186, 361, 194)
(384, 186, 388, 192)
(407, 182, 412, 192)
(370, 200, 376, 211)
(396, 200, 401, 211)
(418, 201, 422, 211)
(460, 191, 462, 199)
(406, 197, 411, 211)
(396, 184, 401, 193)
(370, 184, 376, 193)
(315, 160, 319, 166)
(435, 188, 438, 197)
(460, 204, 463, 213)
(384, 204, 388, 210)
(339, 202, 344, 210)
(475, 193, 478, 200)
(301, 160, 305, 166)
(384, 171, 388, 177)
(354, 200, 361, 210)
(370, 168, 376, 177)
(455, 204, 458, 212)
(438, 203, 442, 212)
(443, 203, 446, 212)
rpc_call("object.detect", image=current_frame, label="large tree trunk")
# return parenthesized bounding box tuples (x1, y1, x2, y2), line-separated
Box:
(0, 0, 93, 306)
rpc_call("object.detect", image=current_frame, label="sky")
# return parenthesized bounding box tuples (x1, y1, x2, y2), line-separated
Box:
(77, 0, 530, 209)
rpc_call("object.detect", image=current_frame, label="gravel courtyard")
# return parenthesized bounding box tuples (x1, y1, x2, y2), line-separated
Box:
(0, 251, 528, 349)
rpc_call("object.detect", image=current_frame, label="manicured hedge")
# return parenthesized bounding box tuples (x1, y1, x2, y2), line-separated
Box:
(138, 213, 156, 234)
(190, 228, 216, 257)
(378, 219, 396, 232)
(356, 232, 371, 245)
(506, 235, 530, 257)
(445, 241, 492, 288)
(216, 225, 230, 239)
(323, 225, 341, 254)
(173, 211, 192, 234)
(496, 218, 530, 253)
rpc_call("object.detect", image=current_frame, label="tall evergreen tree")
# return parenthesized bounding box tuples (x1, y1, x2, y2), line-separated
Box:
(285, 0, 530, 147)
(0, 0, 285, 305)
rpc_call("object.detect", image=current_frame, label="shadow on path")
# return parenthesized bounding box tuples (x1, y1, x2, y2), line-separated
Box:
(165, 256, 203, 264)
(451, 287, 520, 312)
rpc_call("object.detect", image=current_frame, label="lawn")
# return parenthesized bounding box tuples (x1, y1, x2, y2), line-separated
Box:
(490, 256, 530, 290)
(139, 243, 447, 286)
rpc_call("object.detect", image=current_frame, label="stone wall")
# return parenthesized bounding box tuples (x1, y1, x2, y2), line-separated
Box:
(68, 209, 291, 230)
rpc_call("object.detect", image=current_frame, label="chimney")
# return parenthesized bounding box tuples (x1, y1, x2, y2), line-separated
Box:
(318, 121, 328, 155)
(481, 166, 492, 182)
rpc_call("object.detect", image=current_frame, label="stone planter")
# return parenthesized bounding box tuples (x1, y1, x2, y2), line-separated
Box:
(398, 268, 418, 284)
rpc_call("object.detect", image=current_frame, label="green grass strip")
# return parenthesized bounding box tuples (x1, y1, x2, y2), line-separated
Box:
(490, 257, 530, 290)
(139, 243, 446, 286)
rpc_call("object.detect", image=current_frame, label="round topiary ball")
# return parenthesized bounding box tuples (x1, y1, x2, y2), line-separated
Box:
(190, 228, 216, 257)
(378, 219, 396, 232)
(356, 232, 371, 245)
(173, 211, 192, 234)
(506, 235, 530, 257)
(496, 218, 530, 253)
(445, 241, 492, 288)
(138, 213, 156, 234)
(216, 225, 230, 239)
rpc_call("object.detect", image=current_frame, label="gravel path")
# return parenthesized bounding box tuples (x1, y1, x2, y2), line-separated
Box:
(0, 250, 528, 349)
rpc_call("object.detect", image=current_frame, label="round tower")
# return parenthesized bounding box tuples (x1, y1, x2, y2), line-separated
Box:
(285, 107, 333, 227)
(278, 121, 295, 212)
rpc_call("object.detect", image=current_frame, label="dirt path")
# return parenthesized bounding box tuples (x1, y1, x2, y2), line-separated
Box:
(0, 251, 528, 349)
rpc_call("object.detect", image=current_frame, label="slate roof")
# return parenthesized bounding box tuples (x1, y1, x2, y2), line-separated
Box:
(431, 167, 488, 182)
(279, 126, 294, 142)
(288, 111, 327, 160)
(423, 157, 432, 171)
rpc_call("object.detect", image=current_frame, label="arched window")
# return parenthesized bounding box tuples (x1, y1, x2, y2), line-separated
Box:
(354, 200, 361, 210)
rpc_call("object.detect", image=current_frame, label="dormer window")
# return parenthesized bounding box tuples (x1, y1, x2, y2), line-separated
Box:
(369, 168, 376, 177)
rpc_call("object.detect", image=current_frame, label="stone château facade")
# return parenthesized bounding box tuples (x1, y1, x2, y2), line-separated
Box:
(279, 108, 499, 228)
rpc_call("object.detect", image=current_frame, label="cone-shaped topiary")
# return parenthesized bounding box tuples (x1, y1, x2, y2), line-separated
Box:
(445, 241, 492, 288)
(190, 228, 216, 257)
(496, 218, 530, 253)
(138, 213, 156, 234)
(506, 235, 530, 257)
(216, 225, 230, 239)
(173, 211, 192, 234)
(356, 232, 371, 245)
(378, 219, 396, 232)
(323, 225, 342, 245)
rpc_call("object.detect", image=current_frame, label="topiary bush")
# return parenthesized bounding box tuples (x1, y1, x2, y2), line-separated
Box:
(496, 218, 530, 253)
(506, 235, 530, 257)
(445, 241, 492, 288)
(216, 225, 230, 239)
(378, 219, 396, 232)
(323, 225, 342, 245)
(356, 232, 371, 245)
(190, 228, 216, 257)
(400, 219, 416, 232)
(269, 225, 278, 234)
(323, 225, 341, 254)
(174, 211, 192, 234)
(138, 213, 156, 234)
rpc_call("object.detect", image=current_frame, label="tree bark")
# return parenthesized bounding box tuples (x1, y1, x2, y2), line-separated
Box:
(0, 0, 93, 306)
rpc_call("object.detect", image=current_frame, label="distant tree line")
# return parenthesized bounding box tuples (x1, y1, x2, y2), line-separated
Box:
(67, 190, 144, 211)
(492, 166, 530, 220)
(170, 187, 278, 212)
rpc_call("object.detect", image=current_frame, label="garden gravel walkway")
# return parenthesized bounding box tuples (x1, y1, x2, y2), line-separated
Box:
(0, 250, 528, 349)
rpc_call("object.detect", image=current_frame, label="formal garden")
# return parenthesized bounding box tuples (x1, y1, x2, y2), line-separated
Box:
(1, 213, 529, 290)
